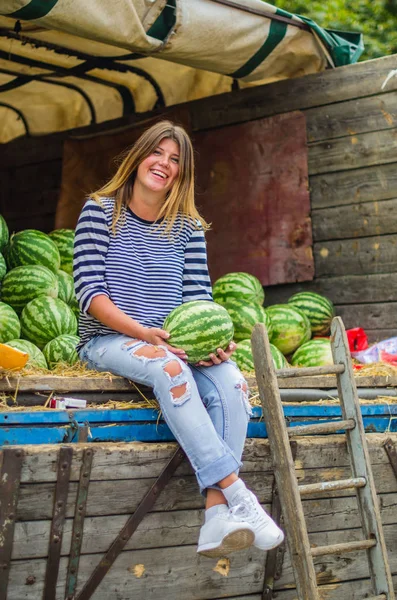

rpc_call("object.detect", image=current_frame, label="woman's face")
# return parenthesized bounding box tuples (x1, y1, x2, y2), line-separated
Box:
(136, 138, 180, 197)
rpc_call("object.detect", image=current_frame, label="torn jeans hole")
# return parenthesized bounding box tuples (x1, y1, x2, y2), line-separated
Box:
(163, 362, 191, 407)
(236, 379, 253, 417)
(121, 340, 167, 363)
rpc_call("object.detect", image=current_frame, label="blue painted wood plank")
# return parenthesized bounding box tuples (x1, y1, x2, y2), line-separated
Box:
(0, 416, 394, 445)
(1, 403, 396, 426)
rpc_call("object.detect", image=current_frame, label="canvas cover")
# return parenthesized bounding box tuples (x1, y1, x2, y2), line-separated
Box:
(0, 0, 363, 143)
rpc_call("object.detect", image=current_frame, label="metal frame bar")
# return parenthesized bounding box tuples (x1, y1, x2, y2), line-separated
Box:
(44, 446, 73, 600)
(0, 448, 24, 600)
(0, 67, 96, 123)
(65, 448, 93, 600)
(0, 101, 30, 135)
(0, 48, 135, 115)
(0, 28, 165, 108)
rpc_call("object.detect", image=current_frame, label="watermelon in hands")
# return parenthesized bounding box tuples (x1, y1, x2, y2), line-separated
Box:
(164, 300, 234, 364)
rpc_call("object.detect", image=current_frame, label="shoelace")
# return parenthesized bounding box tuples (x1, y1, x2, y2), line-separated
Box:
(230, 495, 270, 527)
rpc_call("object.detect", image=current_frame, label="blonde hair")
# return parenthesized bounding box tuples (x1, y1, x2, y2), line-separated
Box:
(91, 120, 209, 235)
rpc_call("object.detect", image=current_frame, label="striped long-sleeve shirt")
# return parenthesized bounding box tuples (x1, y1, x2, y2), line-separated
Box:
(73, 198, 213, 350)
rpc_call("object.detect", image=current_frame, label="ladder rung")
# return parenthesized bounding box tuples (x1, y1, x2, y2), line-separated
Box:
(310, 538, 377, 557)
(299, 476, 366, 496)
(287, 418, 355, 437)
(364, 595, 387, 600)
(276, 364, 345, 378)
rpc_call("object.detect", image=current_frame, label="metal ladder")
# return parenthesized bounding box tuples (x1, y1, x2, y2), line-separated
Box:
(251, 316, 395, 600)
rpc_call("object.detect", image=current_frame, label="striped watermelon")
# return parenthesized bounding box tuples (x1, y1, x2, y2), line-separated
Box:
(5, 229, 60, 273)
(163, 300, 234, 364)
(0, 214, 9, 252)
(69, 297, 80, 320)
(0, 302, 20, 342)
(57, 270, 75, 304)
(1, 265, 58, 314)
(221, 298, 273, 342)
(234, 339, 288, 372)
(0, 254, 6, 282)
(43, 334, 79, 369)
(266, 304, 311, 355)
(49, 229, 75, 275)
(212, 272, 264, 307)
(6, 339, 48, 369)
(288, 291, 334, 335)
(20, 296, 77, 349)
(291, 338, 333, 367)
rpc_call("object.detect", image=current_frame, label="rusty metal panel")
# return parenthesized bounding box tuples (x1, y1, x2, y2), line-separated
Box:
(194, 111, 313, 286)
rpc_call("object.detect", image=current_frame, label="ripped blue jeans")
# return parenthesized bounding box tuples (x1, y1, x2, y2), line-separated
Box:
(79, 334, 252, 493)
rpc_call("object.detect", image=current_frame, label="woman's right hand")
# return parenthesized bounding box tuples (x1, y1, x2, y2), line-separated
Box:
(141, 328, 188, 360)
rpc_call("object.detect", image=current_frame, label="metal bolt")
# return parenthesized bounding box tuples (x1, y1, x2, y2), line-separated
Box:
(57, 501, 63, 508)
(53, 535, 60, 543)
(62, 462, 68, 469)
(25, 575, 36, 585)
(15, 451, 21, 458)
(70, 567, 76, 574)
(75, 532, 80, 539)
(8, 513, 14, 520)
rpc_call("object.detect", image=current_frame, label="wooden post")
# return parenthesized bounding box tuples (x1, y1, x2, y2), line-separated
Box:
(251, 323, 319, 600)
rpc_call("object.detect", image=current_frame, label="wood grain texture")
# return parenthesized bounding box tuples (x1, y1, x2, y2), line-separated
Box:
(308, 127, 397, 176)
(305, 91, 397, 142)
(12, 434, 394, 484)
(264, 272, 397, 306)
(190, 55, 397, 133)
(310, 162, 397, 210)
(9, 493, 397, 560)
(314, 235, 397, 277)
(312, 198, 397, 241)
(335, 302, 397, 330)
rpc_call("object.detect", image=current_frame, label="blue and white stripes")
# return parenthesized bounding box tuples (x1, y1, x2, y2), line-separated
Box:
(73, 198, 212, 349)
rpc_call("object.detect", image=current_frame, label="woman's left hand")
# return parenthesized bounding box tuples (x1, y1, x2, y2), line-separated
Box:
(196, 341, 237, 367)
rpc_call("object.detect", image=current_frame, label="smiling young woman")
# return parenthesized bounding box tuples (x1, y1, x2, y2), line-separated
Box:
(73, 120, 284, 559)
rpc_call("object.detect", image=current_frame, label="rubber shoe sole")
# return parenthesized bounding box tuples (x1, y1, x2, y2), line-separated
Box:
(197, 528, 255, 558)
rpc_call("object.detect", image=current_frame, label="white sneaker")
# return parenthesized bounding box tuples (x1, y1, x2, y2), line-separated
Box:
(197, 505, 255, 558)
(228, 488, 284, 551)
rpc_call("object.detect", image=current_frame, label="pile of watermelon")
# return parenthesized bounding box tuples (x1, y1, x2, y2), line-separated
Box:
(212, 271, 335, 372)
(0, 214, 79, 370)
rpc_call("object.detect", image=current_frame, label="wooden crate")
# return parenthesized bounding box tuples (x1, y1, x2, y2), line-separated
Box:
(0, 434, 396, 599)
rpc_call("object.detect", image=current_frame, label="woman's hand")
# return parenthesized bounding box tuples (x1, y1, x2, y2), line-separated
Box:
(196, 341, 237, 367)
(141, 327, 188, 360)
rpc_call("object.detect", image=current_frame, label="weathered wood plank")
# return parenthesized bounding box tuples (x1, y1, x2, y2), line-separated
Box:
(2, 374, 397, 394)
(308, 127, 397, 175)
(11, 485, 397, 559)
(310, 162, 397, 210)
(9, 492, 397, 560)
(314, 235, 397, 277)
(5, 526, 397, 600)
(264, 273, 397, 305)
(305, 91, 397, 142)
(312, 198, 397, 241)
(190, 55, 397, 132)
(336, 302, 397, 330)
(13, 460, 397, 521)
(13, 435, 396, 484)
